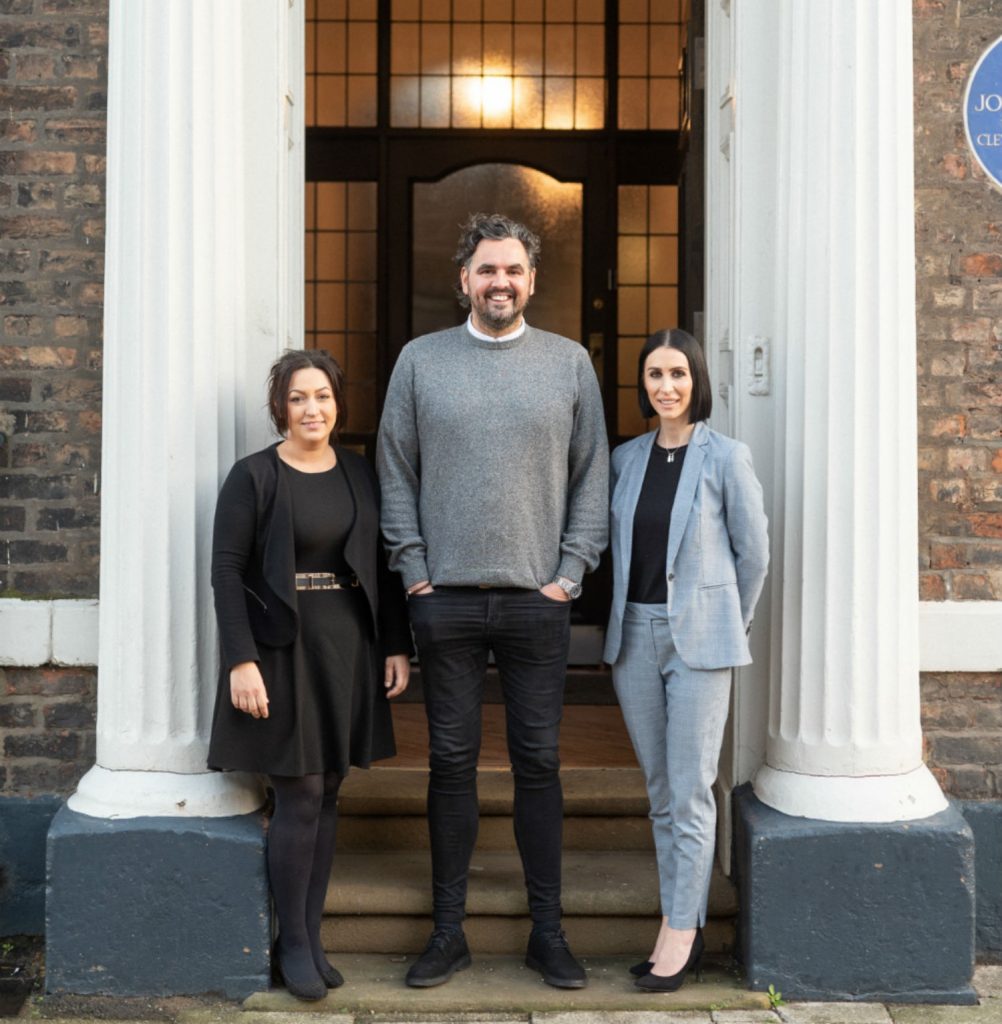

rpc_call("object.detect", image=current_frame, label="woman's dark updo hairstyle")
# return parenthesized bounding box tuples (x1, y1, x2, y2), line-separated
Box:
(637, 328, 713, 423)
(267, 348, 347, 440)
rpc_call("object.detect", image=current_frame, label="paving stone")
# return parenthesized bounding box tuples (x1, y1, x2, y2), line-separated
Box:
(712, 1011, 781, 1024)
(779, 1004, 892, 1024)
(536, 1013, 710, 1024)
(887, 1003, 1002, 1024)
(367, 1016, 527, 1023)
(975, 967, 1002, 1000)
(180, 1013, 353, 1024)
(238, 1016, 354, 1024)
(367, 1017, 527, 1023)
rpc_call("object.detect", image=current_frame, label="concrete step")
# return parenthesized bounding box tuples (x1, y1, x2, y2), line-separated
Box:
(234, 953, 769, 1014)
(323, 849, 738, 954)
(338, 767, 650, 816)
(328, 767, 739, 958)
(327, 850, 736, 918)
(337, 812, 654, 851)
(321, 913, 736, 956)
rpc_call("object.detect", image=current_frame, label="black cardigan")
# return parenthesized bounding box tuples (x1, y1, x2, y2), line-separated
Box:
(210, 443, 412, 670)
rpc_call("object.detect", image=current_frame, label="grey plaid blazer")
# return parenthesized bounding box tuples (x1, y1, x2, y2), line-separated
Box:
(603, 421, 769, 670)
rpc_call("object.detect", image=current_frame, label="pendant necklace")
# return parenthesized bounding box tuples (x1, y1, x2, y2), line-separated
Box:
(663, 445, 682, 463)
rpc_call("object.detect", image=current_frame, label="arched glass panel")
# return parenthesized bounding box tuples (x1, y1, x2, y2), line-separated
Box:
(412, 163, 583, 342)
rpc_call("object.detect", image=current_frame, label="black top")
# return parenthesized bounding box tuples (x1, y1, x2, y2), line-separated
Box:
(627, 443, 688, 604)
(209, 443, 413, 669)
(285, 462, 354, 574)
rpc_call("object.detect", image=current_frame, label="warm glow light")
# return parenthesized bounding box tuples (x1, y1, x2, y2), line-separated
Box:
(458, 74, 514, 124)
(482, 76, 514, 118)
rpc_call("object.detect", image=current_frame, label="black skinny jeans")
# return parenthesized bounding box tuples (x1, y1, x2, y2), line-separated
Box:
(407, 586, 572, 928)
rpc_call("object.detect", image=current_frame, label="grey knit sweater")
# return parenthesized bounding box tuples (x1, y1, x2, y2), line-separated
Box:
(376, 324, 609, 591)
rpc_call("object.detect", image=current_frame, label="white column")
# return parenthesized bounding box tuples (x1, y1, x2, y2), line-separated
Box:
(751, 0, 947, 823)
(69, 0, 304, 819)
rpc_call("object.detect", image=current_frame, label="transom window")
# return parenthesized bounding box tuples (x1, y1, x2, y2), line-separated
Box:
(305, 0, 684, 130)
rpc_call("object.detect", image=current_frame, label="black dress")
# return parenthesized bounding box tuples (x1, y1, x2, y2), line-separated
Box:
(207, 460, 396, 777)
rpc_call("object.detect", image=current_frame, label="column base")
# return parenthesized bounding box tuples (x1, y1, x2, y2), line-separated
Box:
(46, 804, 270, 998)
(0, 796, 62, 935)
(734, 784, 976, 1003)
(959, 799, 1002, 962)
(68, 764, 265, 818)
(753, 762, 948, 822)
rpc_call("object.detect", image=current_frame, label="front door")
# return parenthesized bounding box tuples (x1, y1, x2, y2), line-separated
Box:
(304, 0, 694, 634)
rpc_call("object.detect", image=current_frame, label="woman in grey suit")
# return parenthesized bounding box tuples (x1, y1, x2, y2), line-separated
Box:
(605, 328, 769, 992)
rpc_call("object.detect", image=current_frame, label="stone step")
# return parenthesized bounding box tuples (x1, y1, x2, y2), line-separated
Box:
(327, 769, 739, 958)
(321, 913, 736, 956)
(235, 953, 769, 1014)
(338, 813, 654, 851)
(338, 767, 650, 816)
(327, 850, 736, 918)
(324, 849, 738, 955)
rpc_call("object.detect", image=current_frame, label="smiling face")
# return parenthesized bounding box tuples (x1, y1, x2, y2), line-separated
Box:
(285, 366, 337, 449)
(460, 236, 536, 336)
(643, 345, 693, 427)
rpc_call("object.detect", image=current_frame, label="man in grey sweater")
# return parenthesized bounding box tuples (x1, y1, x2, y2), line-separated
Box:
(376, 213, 608, 989)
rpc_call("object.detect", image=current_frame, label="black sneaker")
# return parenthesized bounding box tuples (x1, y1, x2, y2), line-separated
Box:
(525, 927, 587, 989)
(405, 928, 472, 988)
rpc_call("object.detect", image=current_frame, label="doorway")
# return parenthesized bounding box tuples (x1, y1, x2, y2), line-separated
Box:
(304, 0, 698, 638)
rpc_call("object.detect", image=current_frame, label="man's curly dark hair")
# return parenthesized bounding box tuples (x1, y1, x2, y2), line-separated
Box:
(453, 212, 541, 307)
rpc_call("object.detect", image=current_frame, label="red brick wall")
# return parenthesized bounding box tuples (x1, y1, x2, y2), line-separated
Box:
(0, 665, 95, 797)
(922, 672, 1002, 799)
(0, 0, 107, 600)
(913, 0, 1002, 603)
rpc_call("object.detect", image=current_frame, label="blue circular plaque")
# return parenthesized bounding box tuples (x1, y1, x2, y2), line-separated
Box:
(965, 35, 1002, 189)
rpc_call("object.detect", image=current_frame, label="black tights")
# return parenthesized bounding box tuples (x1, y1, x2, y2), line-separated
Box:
(268, 772, 344, 977)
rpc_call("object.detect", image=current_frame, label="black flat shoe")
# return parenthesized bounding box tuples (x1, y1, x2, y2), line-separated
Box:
(274, 942, 326, 1001)
(629, 960, 653, 977)
(634, 929, 704, 993)
(315, 957, 344, 989)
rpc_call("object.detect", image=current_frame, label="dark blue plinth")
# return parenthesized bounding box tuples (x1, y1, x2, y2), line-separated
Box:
(0, 796, 62, 936)
(734, 783, 977, 1004)
(959, 798, 1002, 963)
(46, 805, 269, 998)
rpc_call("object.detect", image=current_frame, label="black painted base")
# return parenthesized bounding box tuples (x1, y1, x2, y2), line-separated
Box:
(959, 799, 1002, 962)
(46, 805, 270, 998)
(0, 796, 62, 936)
(734, 783, 977, 1004)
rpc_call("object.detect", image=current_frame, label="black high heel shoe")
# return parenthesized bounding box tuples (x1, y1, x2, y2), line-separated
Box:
(634, 928, 704, 993)
(629, 960, 653, 977)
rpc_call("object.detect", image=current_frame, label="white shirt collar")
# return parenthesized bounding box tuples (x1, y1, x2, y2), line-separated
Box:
(465, 314, 527, 343)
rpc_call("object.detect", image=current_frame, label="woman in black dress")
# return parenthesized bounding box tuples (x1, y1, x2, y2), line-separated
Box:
(208, 349, 412, 1001)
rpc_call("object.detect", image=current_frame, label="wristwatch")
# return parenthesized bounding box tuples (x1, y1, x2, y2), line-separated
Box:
(553, 576, 582, 600)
